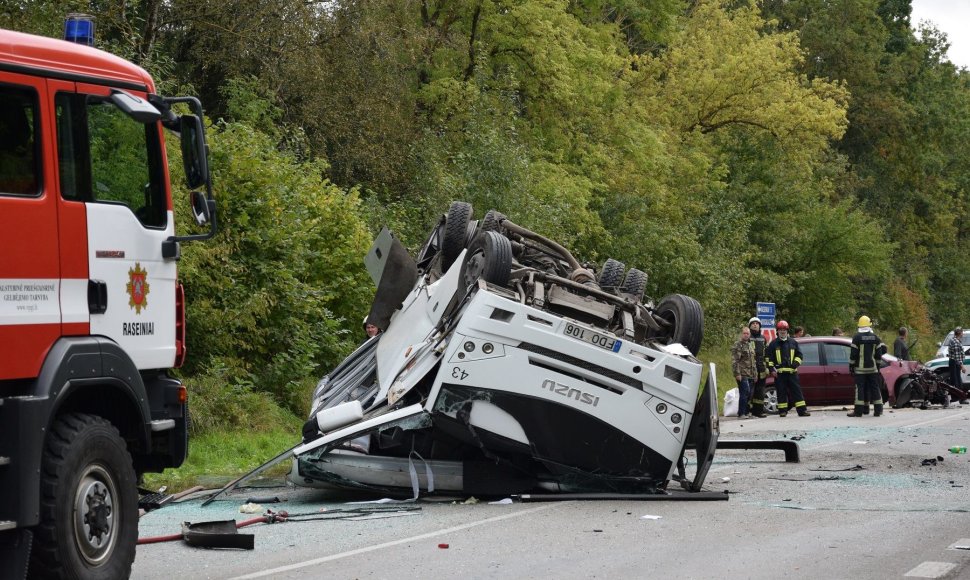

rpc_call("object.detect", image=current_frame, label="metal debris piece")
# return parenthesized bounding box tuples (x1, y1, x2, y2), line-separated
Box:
(810, 465, 865, 472)
(181, 520, 255, 550)
(767, 475, 853, 481)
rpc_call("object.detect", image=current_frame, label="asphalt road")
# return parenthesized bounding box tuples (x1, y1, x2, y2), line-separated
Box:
(133, 405, 970, 580)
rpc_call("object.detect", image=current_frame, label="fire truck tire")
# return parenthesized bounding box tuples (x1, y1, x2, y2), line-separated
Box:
(598, 259, 625, 289)
(462, 231, 513, 288)
(653, 294, 704, 356)
(29, 413, 137, 580)
(442, 201, 473, 272)
(892, 378, 913, 408)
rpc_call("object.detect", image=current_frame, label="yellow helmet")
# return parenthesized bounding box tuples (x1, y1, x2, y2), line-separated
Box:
(858, 315, 871, 327)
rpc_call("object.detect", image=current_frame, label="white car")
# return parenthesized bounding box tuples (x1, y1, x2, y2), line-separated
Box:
(924, 348, 970, 388)
(290, 202, 718, 497)
(934, 330, 970, 358)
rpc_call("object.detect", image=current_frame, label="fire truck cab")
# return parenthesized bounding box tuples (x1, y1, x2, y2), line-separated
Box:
(0, 27, 215, 579)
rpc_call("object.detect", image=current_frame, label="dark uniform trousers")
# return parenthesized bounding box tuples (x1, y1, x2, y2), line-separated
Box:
(765, 337, 808, 416)
(849, 330, 887, 416)
(750, 331, 767, 415)
(775, 371, 807, 414)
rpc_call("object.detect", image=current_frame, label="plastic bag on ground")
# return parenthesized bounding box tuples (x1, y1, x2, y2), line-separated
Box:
(723, 387, 739, 417)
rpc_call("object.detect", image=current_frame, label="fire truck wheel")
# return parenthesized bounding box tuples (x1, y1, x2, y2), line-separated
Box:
(462, 230, 513, 288)
(442, 201, 474, 272)
(597, 258, 625, 289)
(652, 294, 704, 356)
(29, 413, 137, 580)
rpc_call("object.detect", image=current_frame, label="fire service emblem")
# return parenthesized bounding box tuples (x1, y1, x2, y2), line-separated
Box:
(126, 263, 150, 314)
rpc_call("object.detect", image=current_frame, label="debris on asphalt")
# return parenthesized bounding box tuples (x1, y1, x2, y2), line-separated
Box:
(347, 497, 414, 505)
(920, 456, 945, 466)
(138, 486, 174, 514)
(488, 498, 513, 505)
(239, 502, 262, 513)
(768, 475, 854, 482)
(810, 465, 865, 472)
(245, 496, 281, 504)
(790, 435, 805, 441)
(641, 514, 663, 520)
(182, 520, 255, 550)
(438, 543, 450, 549)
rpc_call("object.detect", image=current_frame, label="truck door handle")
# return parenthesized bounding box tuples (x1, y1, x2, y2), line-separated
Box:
(88, 279, 108, 314)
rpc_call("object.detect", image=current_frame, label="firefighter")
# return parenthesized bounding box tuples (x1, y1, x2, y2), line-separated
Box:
(747, 317, 768, 418)
(848, 315, 888, 417)
(765, 320, 811, 417)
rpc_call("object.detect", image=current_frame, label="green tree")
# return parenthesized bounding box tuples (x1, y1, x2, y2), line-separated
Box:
(175, 112, 373, 413)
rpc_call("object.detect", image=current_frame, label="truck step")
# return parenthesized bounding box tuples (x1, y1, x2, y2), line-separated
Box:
(0, 520, 15, 531)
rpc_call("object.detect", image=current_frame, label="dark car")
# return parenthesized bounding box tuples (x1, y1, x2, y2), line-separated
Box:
(762, 336, 918, 413)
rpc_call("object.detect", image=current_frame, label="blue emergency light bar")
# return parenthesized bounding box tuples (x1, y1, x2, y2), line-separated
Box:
(64, 14, 95, 46)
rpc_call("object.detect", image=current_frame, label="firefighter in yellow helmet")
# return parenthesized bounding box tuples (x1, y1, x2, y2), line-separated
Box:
(847, 315, 887, 417)
(765, 320, 811, 417)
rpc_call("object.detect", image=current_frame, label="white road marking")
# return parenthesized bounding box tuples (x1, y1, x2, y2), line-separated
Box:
(230, 502, 562, 579)
(904, 561, 958, 577)
(948, 538, 970, 551)
(900, 410, 970, 430)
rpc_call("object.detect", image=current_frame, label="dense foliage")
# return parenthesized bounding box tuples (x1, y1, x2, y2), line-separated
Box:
(5, 0, 967, 422)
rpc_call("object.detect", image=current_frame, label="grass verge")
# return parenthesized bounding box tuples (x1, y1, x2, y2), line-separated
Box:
(143, 420, 301, 493)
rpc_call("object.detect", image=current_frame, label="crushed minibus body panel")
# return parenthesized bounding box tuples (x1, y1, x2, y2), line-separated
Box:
(292, 204, 716, 496)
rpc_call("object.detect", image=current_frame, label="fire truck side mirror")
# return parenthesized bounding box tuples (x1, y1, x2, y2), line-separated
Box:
(180, 114, 209, 190)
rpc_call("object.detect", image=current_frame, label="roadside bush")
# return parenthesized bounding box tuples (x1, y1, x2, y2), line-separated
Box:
(175, 119, 374, 418)
(183, 366, 296, 434)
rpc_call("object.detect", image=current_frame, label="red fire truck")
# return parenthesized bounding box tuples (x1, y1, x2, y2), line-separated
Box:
(0, 25, 216, 579)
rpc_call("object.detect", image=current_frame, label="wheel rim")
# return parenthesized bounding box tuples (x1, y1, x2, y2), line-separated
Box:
(73, 463, 118, 566)
(764, 388, 778, 414)
(463, 250, 486, 287)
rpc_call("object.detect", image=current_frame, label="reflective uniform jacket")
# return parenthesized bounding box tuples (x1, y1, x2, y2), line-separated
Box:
(750, 328, 767, 377)
(850, 330, 886, 375)
(765, 336, 802, 373)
